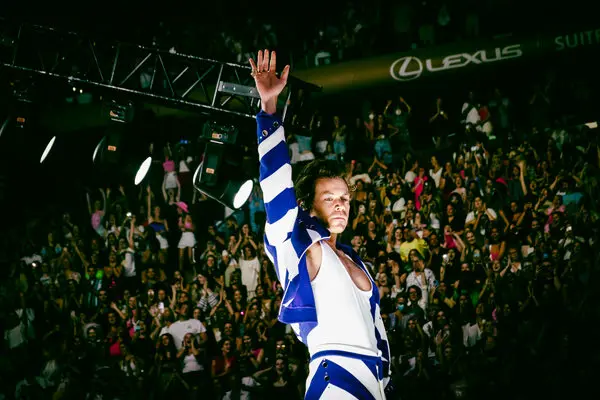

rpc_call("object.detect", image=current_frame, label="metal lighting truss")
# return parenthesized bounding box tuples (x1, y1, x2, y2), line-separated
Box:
(0, 19, 319, 120)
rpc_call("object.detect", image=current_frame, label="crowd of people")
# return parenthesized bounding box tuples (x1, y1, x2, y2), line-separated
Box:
(2, 22, 600, 400)
(3, 72, 599, 399)
(25, 0, 592, 71)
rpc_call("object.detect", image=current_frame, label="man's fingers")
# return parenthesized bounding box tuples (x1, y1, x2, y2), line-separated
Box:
(256, 50, 263, 71)
(249, 58, 258, 72)
(262, 49, 270, 72)
(268, 50, 276, 72)
(280, 65, 290, 84)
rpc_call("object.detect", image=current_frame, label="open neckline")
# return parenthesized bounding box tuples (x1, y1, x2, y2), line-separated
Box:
(324, 242, 372, 293)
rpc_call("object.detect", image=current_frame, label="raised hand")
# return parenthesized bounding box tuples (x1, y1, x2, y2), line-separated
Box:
(249, 50, 290, 114)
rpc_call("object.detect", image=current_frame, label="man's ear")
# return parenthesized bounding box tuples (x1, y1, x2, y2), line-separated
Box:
(298, 200, 307, 211)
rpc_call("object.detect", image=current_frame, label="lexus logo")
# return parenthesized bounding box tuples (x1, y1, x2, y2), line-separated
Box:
(390, 56, 424, 81)
(389, 44, 523, 82)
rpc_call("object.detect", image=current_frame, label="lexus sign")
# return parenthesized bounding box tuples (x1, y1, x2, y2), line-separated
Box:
(390, 44, 523, 81)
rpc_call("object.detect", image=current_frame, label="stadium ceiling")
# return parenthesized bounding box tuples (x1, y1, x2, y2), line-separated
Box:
(0, 18, 320, 132)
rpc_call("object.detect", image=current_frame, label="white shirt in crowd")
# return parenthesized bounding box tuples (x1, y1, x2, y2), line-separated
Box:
(429, 167, 443, 188)
(4, 308, 35, 349)
(239, 257, 260, 299)
(223, 258, 239, 287)
(462, 322, 482, 348)
(461, 102, 480, 126)
(160, 318, 206, 350)
(421, 321, 438, 359)
(122, 247, 136, 277)
(21, 254, 42, 266)
(406, 269, 436, 312)
(222, 389, 251, 400)
(465, 208, 497, 225)
(182, 353, 205, 373)
(405, 268, 436, 292)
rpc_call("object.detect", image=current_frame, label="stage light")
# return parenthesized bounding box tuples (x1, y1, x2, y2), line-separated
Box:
(103, 99, 135, 124)
(93, 136, 106, 163)
(234, 180, 254, 209)
(0, 117, 8, 138)
(134, 156, 152, 185)
(40, 136, 57, 163)
(193, 140, 253, 210)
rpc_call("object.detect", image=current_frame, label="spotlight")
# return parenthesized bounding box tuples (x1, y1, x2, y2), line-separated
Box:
(92, 136, 106, 163)
(40, 136, 57, 163)
(103, 99, 135, 124)
(193, 140, 253, 210)
(0, 117, 8, 138)
(26, 130, 62, 165)
(94, 124, 124, 165)
(134, 156, 152, 185)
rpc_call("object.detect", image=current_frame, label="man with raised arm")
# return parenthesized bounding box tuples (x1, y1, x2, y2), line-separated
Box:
(250, 49, 392, 399)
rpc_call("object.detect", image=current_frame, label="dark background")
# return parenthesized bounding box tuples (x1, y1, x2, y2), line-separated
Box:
(1, 4, 599, 228)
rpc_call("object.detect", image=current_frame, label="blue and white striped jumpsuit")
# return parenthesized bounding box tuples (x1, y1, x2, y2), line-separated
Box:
(256, 111, 391, 399)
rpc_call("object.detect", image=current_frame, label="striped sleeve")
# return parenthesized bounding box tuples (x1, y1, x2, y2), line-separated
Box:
(257, 111, 299, 246)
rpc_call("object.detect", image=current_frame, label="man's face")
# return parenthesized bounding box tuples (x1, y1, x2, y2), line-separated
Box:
(351, 235, 362, 248)
(492, 261, 501, 272)
(429, 234, 438, 247)
(408, 287, 418, 301)
(310, 178, 350, 234)
(531, 220, 539, 231)
(491, 228, 500, 240)
(179, 304, 189, 318)
(98, 291, 108, 303)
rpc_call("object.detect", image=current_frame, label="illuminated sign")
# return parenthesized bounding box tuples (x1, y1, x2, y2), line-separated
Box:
(390, 44, 523, 81)
(555, 28, 600, 51)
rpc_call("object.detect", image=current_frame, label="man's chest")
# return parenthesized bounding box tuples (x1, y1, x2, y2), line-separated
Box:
(329, 247, 372, 291)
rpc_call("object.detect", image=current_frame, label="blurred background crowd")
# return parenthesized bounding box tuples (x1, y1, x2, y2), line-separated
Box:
(24, 0, 596, 69)
(1, 3, 600, 400)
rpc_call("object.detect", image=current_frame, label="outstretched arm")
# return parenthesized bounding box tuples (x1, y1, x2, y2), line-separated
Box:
(250, 50, 294, 247)
(251, 50, 325, 329)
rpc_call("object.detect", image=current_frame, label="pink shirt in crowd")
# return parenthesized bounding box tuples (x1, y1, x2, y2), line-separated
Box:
(163, 159, 175, 172)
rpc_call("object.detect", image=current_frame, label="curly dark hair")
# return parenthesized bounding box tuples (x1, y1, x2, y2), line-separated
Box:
(294, 159, 350, 212)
